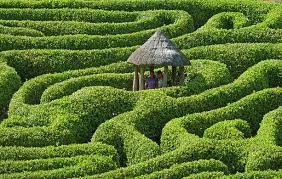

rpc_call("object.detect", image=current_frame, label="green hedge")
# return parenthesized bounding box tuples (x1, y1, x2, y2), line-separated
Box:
(0, 62, 21, 110)
(174, 28, 282, 53)
(1, 42, 281, 80)
(135, 159, 228, 179)
(246, 146, 282, 171)
(203, 119, 252, 140)
(160, 60, 232, 98)
(0, 48, 135, 79)
(86, 139, 250, 178)
(40, 73, 133, 103)
(92, 60, 281, 167)
(0, 0, 280, 177)
(0, 142, 117, 161)
(0, 155, 116, 174)
(0, 8, 139, 23)
(198, 12, 250, 30)
(183, 43, 282, 77)
(0, 0, 277, 28)
(0, 10, 191, 36)
(162, 87, 281, 171)
(0, 10, 192, 51)
(184, 170, 282, 178)
(0, 86, 139, 146)
(255, 7, 282, 29)
(1, 155, 117, 178)
(0, 24, 44, 36)
(86, 88, 282, 178)
(255, 107, 282, 146)
(160, 60, 281, 149)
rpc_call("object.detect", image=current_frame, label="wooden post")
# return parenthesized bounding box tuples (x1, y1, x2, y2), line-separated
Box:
(139, 65, 145, 90)
(163, 66, 168, 87)
(133, 65, 139, 91)
(179, 66, 185, 85)
(172, 66, 177, 85)
(150, 64, 154, 72)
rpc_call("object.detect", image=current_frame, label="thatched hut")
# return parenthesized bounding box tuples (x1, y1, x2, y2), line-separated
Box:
(127, 30, 190, 91)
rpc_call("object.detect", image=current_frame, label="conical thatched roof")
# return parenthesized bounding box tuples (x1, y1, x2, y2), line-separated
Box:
(127, 30, 190, 66)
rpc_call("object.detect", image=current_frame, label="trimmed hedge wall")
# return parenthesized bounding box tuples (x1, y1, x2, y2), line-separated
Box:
(184, 170, 282, 178)
(203, 119, 252, 140)
(198, 12, 250, 30)
(0, 10, 192, 36)
(0, 155, 117, 178)
(0, 24, 44, 36)
(1, 42, 281, 80)
(0, 86, 139, 146)
(0, 62, 21, 111)
(0, 142, 118, 161)
(92, 60, 281, 167)
(135, 159, 228, 179)
(255, 106, 282, 146)
(0, 0, 280, 177)
(246, 146, 282, 171)
(183, 43, 282, 77)
(0, 48, 135, 79)
(0, 8, 139, 23)
(0, 9, 192, 51)
(0, 0, 277, 28)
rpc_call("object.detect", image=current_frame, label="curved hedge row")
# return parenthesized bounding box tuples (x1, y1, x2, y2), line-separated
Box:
(92, 60, 281, 166)
(0, 10, 192, 52)
(0, 0, 278, 27)
(89, 88, 281, 178)
(135, 159, 228, 179)
(203, 119, 252, 140)
(184, 170, 282, 178)
(0, 62, 21, 116)
(0, 86, 139, 146)
(0, 0, 280, 178)
(1, 155, 117, 179)
(0, 24, 44, 37)
(161, 60, 282, 152)
(0, 10, 191, 36)
(1, 42, 281, 80)
(0, 8, 139, 23)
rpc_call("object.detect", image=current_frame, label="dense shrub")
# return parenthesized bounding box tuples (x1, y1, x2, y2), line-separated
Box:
(0, 62, 21, 110)
(0, 10, 192, 52)
(0, 86, 139, 146)
(254, 107, 282, 146)
(0, 10, 191, 36)
(0, 24, 44, 36)
(203, 119, 252, 140)
(0, 155, 117, 178)
(40, 73, 133, 103)
(161, 60, 232, 98)
(198, 12, 250, 30)
(135, 159, 228, 179)
(0, 0, 280, 177)
(0, 142, 118, 161)
(93, 60, 281, 167)
(184, 170, 282, 178)
(0, 8, 139, 23)
(246, 146, 282, 171)
(0, 48, 135, 79)
(183, 43, 282, 77)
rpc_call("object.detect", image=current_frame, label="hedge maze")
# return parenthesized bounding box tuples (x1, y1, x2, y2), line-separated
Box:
(0, 0, 281, 178)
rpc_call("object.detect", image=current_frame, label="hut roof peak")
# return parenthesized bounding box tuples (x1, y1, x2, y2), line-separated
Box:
(127, 30, 190, 66)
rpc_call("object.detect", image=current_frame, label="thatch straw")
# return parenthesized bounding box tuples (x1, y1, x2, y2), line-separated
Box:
(127, 30, 190, 66)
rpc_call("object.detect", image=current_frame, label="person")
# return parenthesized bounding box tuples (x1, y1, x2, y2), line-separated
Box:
(145, 70, 158, 89)
(157, 70, 165, 88)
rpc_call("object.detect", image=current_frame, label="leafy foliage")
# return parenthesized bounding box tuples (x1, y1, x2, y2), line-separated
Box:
(0, 0, 281, 178)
